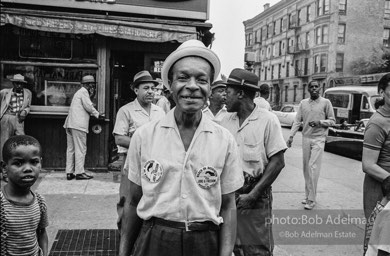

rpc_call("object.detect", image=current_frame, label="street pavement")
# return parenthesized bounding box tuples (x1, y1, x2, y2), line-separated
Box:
(3, 127, 365, 256)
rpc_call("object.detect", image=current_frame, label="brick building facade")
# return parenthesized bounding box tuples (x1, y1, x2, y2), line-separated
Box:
(244, 0, 390, 109)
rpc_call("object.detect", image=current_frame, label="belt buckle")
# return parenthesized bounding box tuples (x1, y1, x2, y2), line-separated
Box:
(185, 220, 192, 232)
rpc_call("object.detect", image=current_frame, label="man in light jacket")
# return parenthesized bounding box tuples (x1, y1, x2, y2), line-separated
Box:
(63, 75, 100, 180)
(0, 74, 32, 168)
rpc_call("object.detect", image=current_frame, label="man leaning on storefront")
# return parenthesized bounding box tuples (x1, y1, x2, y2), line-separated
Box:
(1, 74, 32, 176)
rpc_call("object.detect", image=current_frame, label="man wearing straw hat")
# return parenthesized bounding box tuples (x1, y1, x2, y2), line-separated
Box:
(63, 75, 100, 180)
(119, 40, 243, 256)
(0, 74, 32, 169)
(113, 70, 165, 231)
(219, 68, 287, 256)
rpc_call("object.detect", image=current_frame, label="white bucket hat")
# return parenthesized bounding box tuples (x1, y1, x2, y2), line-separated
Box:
(161, 39, 221, 91)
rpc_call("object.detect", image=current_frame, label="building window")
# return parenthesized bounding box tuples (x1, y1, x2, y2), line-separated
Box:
(307, 5, 312, 22)
(295, 59, 300, 76)
(289, 13, 297, 29)
(274, 21, 278, 35)
(339, 0, 347, 14)
(322, 25, 329, 43)
(386, 0, 390, 15)
(268, 23, 273, 38)
(320, 54, 328, 72)
(315, 25, 328, 45)
(274, 43, 279, 57)
(288, 38, 294, 53)
(316, 27, 322, 45)
(262, 26, 267, 41)
(271, 65, 274, 79)
(314, 55, 320, 73)
(338, 24, 346, 44)
(305, 32, 310, 49)
(336, 53, 344, 72)
(278, 63, 282, 78)
(298, 9, 303, 26)
(304, 58, 309, 75)
(249, 33, 253, 45)
(293, 85, 298, 102)
(296, 35, 301, 50)
(264, 68, 267, 80)
(384, 28, 390, 47)
(282, 17, 288, 32)
(286, 62, 290, 77)
(317, 0, 330, 16)
(285, 86, 289, 102)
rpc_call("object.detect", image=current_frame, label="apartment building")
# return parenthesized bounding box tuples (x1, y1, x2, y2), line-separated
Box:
(244, 0, 390, 108)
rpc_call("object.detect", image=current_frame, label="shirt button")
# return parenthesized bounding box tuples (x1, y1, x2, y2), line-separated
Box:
(182, 194, 188, 199)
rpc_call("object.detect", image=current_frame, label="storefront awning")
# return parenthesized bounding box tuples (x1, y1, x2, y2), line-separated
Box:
(1, 12, 197, 42)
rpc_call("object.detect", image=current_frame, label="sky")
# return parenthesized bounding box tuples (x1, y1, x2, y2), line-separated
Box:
(207, 0, 280, 78)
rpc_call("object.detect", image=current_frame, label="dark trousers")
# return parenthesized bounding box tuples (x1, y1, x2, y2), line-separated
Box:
(132, 220, 219, 256)
(234, 187, 273, 256)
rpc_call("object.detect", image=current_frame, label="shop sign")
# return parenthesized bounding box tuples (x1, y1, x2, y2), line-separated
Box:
(1, 13, 196, 42)
(1, 0, 209, 20)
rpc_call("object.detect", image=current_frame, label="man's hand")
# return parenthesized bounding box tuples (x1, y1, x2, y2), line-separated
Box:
(308, 120, 321, 127)
(236, 193, 256, 210)
(286, 136, 293, 148)
(18, 110, 27, 123)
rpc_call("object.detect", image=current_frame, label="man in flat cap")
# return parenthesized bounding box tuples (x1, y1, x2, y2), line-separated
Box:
(119, 40, 243, 256)
(202, 80, 228, 122)
(0, 74, 32, 172)
(219, 68, 287, 256)
(63, 75, 100, 180)
(113, 70, 165, 231)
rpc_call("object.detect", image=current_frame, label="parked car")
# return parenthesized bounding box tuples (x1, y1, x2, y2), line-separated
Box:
(324, 119, 369, 161)
(273, 105, 300, 127)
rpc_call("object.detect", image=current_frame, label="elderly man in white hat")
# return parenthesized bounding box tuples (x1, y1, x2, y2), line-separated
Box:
(63, 75, 100, 180)
(113, 70, 165, 231)
(0, 74, 32, 169)
(119, 40, 244, 256)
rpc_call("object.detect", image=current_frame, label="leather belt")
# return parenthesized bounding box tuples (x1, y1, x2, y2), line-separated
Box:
(146, 217, 220, 232)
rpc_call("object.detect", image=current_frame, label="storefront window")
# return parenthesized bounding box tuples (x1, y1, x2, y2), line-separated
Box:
(1, 64, 97, 114)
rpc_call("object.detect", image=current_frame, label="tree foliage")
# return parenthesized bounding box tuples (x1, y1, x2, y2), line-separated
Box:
(350, 46, 390, 75)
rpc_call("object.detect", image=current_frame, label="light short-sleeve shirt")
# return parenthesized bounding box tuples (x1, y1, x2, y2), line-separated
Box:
(219, 105, 287, 178)
(365, 202, 390, 256)
(202, 106, 228, 122)
(363, 106, 390, 173)
(254, 97, 272, 111)
(124, 109, 244, 225)
(113, 99, 165, 154)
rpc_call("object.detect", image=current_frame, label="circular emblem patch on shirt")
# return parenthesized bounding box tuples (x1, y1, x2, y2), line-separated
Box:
(195, 166, 218, 189)
(143, 160, 164, 183)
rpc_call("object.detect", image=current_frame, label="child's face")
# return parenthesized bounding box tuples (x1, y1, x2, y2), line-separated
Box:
(2, 145, 42, 188)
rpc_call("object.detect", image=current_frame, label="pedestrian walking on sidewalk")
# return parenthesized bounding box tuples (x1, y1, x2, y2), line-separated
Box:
(63, 75, 100, 180)
(119, 39, 244, 256)
(0, 135, 49, 256)
(219, 68, 287, 256)
(286, 80, 335, 210)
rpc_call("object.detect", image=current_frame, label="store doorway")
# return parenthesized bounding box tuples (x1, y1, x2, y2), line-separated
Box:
(111, 51, 144, 118)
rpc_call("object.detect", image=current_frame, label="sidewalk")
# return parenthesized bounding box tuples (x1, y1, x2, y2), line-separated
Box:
(30, 170, 290, 255)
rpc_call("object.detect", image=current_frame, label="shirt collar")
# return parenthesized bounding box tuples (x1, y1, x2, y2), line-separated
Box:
(134, 98, 160, 112)
(377, 105, 390, 117)
(230, 104, 260, 122)
(309, 96, 321, 103)
(161, 107, 214, 133)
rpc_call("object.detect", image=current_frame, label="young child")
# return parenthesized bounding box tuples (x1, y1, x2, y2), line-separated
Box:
(365, 175, 390, 256)
(1, 135, 49, 256)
